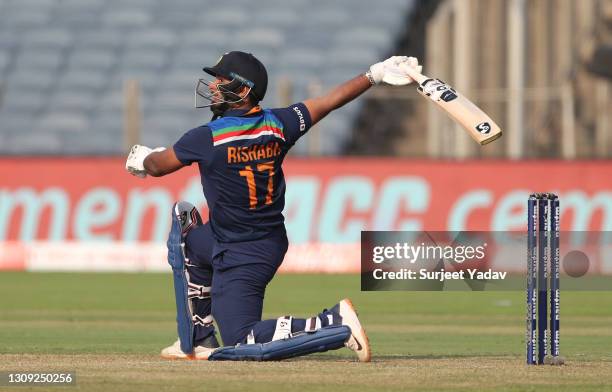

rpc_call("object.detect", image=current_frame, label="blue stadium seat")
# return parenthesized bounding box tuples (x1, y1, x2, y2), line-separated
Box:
(13, 49, 63, 70)
(278, 49, 326, 74)
(303, 7, 350, 28)
(0, 30, 18, 51)
(334, 27, 394, 49)
(152, 91, 193, 112)
(328, 46, 380, 69)
(22, 29, 74, 49)
(127, 29, 177, 49)
(90, 109, 123, 135)
(55, 12, 100, 28)
(170, 50, 212, 70)
(160, 71, 196, 92)
(59, 0, 106, 9)
(6, 132, 63, 155)
(37, 112, 90, 134)
(0, 51, 10, 74)
(180, 28, 229, 48)
(234, 28, 285, 49)
(66, 49, 116, 71)
(9, 0, 57, 8)
(102, 9, 151, 28)
(1, 89, 46, 113)
(76, 31, 124, 49)
(99, 90, 124, 111)
(285, 30, 333, 50)
(142, 113, 190, 146)
(251, 9, 300, 28)
(158, 0, 211, 7)
(49, 90, 98, 112)
(60, 70, 109, 91)
(0, 111, 36, 136)
(7, 70, 56, 90)
(0, 11, 50, 29)
(107, 0, 156, 8)
(59, 132, 123, 155)
(121, 48, 168, 71)
(113, 70, 160, 94)
(202, 8, 249, 26)
(156, 11, 200, 28)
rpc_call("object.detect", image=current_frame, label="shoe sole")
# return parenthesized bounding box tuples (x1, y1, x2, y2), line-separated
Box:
(340, 298, 371, 362)
(161, 348, 213, 361)
(160, 352, 195, 360)
(161, 353, 210, 361)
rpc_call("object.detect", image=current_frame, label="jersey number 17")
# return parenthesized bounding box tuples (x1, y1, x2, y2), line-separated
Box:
(239, 161, 275, 209)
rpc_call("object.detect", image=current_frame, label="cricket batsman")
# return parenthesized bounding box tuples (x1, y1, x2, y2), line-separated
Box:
(125, 51, 421, 361)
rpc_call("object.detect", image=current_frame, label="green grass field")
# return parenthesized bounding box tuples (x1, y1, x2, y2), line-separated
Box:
(1, 272, 612, 391)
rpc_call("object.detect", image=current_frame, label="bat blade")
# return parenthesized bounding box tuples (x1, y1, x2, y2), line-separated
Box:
(404, 68, 502, 145)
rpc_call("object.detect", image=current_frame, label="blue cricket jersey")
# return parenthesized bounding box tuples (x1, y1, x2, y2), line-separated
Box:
(173, 103, 312, 243)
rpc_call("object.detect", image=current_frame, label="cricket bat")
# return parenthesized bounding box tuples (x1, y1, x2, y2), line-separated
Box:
(403, 66, 502, 145)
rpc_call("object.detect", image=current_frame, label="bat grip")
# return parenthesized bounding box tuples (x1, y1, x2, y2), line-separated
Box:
(401, 64, 428, 85)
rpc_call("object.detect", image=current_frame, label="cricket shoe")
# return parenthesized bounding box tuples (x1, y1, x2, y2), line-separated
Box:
(160, 335, 219, 360)
(334, 298, 371, 362)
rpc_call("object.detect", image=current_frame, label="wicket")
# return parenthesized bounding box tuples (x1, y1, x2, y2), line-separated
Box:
(526, 193, 564, 365)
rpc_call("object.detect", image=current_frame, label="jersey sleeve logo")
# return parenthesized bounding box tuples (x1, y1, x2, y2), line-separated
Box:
(292, 106, 306, 132)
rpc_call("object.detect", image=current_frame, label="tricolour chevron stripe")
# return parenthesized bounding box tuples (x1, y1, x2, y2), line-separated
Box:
(212, 125, 284, 146)
(212, 118, 285, 146)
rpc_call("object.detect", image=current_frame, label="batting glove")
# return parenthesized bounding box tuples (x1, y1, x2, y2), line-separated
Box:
(125, 145, 166, 178)
(367, 56, 422, 86)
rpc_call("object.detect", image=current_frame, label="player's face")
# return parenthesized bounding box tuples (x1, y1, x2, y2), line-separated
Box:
(194, 74, 251, 110)
(209, 77, 231, 105)
(212, 77, 251, 106)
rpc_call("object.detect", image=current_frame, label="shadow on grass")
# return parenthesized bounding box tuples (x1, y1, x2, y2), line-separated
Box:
(373, 353, 512, 360)
(287, 353, 513, 362)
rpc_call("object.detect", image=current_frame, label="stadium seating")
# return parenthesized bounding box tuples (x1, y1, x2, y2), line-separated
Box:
(0, 0, 415, 155)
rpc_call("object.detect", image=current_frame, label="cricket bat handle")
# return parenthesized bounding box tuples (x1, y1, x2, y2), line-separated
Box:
(402, 66, 429, 85)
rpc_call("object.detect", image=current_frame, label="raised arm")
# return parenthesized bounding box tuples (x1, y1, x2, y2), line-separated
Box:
(143, 148, 184, 177)
(304, 74, 372, 125)
(125, 145, 184, 178)
(303, 56, 422, 125)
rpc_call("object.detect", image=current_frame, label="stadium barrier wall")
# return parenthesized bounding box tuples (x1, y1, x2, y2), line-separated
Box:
(0, 158, 610, 272)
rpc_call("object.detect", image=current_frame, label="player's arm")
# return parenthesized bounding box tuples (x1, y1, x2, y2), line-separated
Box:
(304, 56, 422, 125)
(125, 145, 184, 178)
(143, 148, 184, 177)
(303, 75, 372, 125)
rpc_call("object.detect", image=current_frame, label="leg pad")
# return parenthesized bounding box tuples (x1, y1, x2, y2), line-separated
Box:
(208, 325, 351, 361)
(167, 201, 203, 355)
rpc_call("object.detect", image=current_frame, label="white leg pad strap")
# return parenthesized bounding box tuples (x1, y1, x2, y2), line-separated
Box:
(193, 314, 214, 327)
(187, 282, 211, 300)
(272, 316, 293, 341)
(246, 330, 255, 344)
(304, 316, 322, 332)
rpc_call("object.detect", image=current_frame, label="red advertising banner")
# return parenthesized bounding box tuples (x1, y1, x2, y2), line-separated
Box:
(0, 158, 610, 243)
(0, 158, 610, 272)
